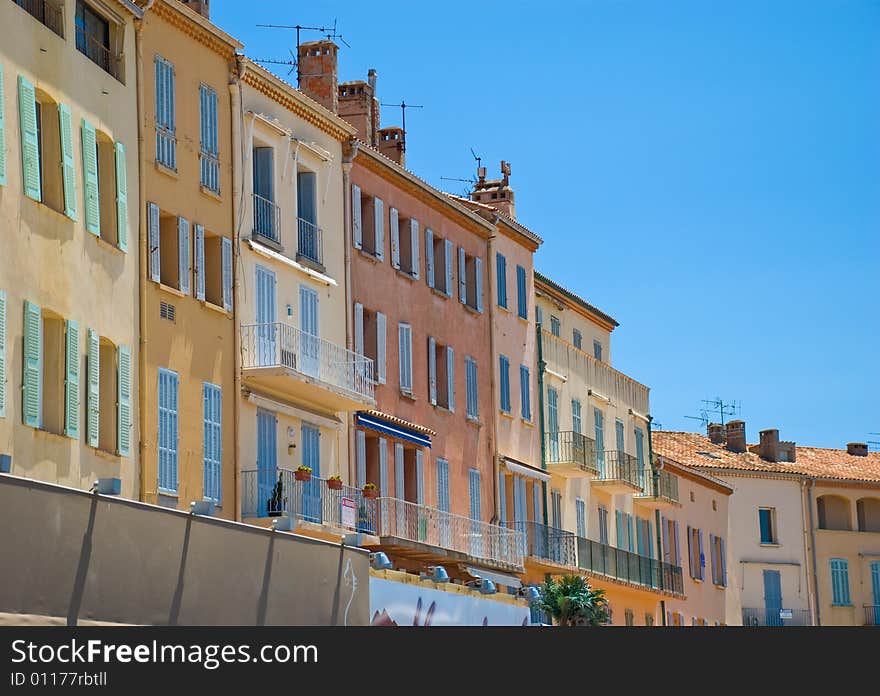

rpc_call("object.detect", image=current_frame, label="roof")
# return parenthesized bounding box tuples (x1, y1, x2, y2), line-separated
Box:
(653, 431, 880, 484)
(533, 271, 619, 328)
(146, 0, 243, 53)
(444, 193, 543, 249)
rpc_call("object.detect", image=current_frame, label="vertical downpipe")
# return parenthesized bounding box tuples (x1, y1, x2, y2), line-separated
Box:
(229, 65, 243, 521)
(806, 477, 821, 626)
(342, 139, 357, 487)
(536, 322, 549, 529)
(647, 415, 666, 625)
(485, 223, 500, 524)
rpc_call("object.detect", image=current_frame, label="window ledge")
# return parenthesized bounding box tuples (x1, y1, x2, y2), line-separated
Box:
(497, 304, 511, 313)
(158, 489, 179, 499)
(466, 415, 482, 428)
(156, 282, 187, 299)
(357, 248, 383, 264)
(759, 542, 781, 548)
(200, 185, 222, 201)
(430, 287, 452, 301)
(463, 303, 482, 316)
(155, 161, 179, 179)
(395, 268, 419, 282)
(201, 300, 231, 316)
(91, 446, 121, 461)
(521, 417, 535, 428)
(516, 315, 529, 325)
(499, 410, 514, 420)
(32, 427, 69, 441)
(432, 404, 454, 416)
(94, 234, 124, 254)
(400, 390, 417, 402)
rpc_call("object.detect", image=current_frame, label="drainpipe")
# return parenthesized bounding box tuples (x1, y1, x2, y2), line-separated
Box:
(342, 139, 357, 486)
(647, 415, 666, 625)
(229, 62, 244, 520)
(485, 216, 500, 524)
(806, 477, 821, 626)
(535, 322, 549, 528)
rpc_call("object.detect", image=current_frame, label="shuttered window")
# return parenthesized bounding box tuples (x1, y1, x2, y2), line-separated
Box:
(831, 558, 851, 606)
(550, 315, 560, 337)
(468, 468, 481, 521)
(58, 103, 77, 220)
(519, 365, 531, 420)
(85, 329, 99, 447)
(496, 253, 508, 308)
(203, 383, 222, 503)
(154, 56, 176, 169)
(114, 142, 127, 251)
(572, 398, 582, 434)
(157, 367, 179, 493)
(436, 458, 450, 512)
(18, 75, 40, 201)
(465, 356, 478, 419)
(516, 264, 527, 319)
(576, 498, 586, 537)
(499, 354, 510, 413)
(572, 328, 582, 350)
(398, 323, 413, 394)
(199, 84, 219, 192)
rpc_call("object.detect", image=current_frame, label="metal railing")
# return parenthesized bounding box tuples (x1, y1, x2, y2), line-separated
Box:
(14, 0, 64, 37)
(75, 26, 119, 79)
(241, 322, 374, 401)
(376, 497, 524, 569)
(514, 520, 578, 568)
(577, 537, 684, 595)
(200, 152, 219, 193)
(156, 128, 176, 170)
(253, 193, 281, 243)
(741, 608, 811, 627)
(596, 450, 642, 489)
(545, 431, 598, 474)
(864, 605, 880, 626)
(636, 468, 680, 502)
(297, 217, 323, 266)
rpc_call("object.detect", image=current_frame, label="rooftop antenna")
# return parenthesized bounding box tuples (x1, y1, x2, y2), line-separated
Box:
(439, 176, 476, 198)
(868, 433, 880, 453)
(684, 397, 740, 429)
(380, 100, 423, 155)
(256, 19, 350, 87)
(471, 148, 486, 181)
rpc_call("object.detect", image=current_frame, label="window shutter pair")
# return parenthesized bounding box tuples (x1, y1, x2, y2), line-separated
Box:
(424, 228, 434, 287)
(390, 207, 400, 269)
(17, 76, 41, 202)
(351, 183, 362, 249)
(85, 337, 130, 456)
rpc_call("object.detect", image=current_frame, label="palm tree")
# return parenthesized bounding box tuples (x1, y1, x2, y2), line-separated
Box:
(531, 574, 610, 626)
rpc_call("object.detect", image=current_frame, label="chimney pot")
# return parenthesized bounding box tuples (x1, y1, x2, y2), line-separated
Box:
(297, 40, 339, 114)
(758, 429, 780, 462)
(725, 420, 746, 453)
(707, 423, 725, 445)
(847, 442, 868, 457)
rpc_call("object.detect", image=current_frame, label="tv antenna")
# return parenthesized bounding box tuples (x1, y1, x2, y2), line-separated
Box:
(684, 397, 741, 429)
(868, 433, 880, 453)
(439, 176, 475, 198)
(255, 19, 350, 87)
(379, 100, 423, 154)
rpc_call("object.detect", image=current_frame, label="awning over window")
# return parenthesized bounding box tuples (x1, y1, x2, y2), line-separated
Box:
(503, 458, 550, 483)
(464, 565, 522, 589)
(356, 412, 432, 448)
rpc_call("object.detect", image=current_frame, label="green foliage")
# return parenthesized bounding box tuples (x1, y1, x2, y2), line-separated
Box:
(531, 575, 610, 626)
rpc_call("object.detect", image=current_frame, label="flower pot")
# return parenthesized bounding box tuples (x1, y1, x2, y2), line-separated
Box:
(327, 479, 343, 490)
(294, 470, 311, 481)
(362, 488, 379, 499)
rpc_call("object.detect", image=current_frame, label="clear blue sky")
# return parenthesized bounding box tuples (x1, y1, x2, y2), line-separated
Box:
(215, 1, 880, 449)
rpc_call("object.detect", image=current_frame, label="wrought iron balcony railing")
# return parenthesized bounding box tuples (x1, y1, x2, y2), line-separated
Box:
(864, 605, 880, 626)
(577, 536, 684, 595)
(75, 26, 120, 80)
(636, 467, 680, 503)
(741, 607, 811, 627)
(156, 128, 176, 171)
(297, 217, 323, 266)
(14, 0, 64, 38)
(200, 151, 219, 193)
(545, 431, 598, 474)
(241, 322, 374, 401)
(595, 450, 643, 489)
(253, 193, 281, 243)
(514, 520, 578, 568)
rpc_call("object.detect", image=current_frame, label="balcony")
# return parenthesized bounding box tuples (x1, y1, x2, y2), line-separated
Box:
(253, 193, 281, 245)
(742, 608, 811, 627)
(577, 537, 684, 596)
(865, 605, 880, 626)
(635, 468, 680, 508)
(545, 431, 598, 476)
(515, 520, 578, 569)
(366, 497, 524, 573)
(13, 0, 64, 37)
(75, 26, 120, 80)
(240, 322, 375, 412)
(593, 450, 643, 494)
(296, 217, 324, 269)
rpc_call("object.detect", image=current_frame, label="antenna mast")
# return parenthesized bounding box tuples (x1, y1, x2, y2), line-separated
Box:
(684, 397, 741, 429)
(380, 101, 424, 155)
(256, 19, 350, 87)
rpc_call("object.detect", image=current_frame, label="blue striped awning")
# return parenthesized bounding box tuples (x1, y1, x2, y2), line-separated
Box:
(355, 412, 431, 448)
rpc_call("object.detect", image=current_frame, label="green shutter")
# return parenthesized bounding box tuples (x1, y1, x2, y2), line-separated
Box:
(0, 291, 6, 417)
(58, 103, 77, 220)
(18, 75, 41, 201)
(115, 141, 127, 251)
(64, 319, 79, 439)
(117, 345, 131, 457)
(22, 300, 41, 428)
(0, 64, 7, 186)
(86, 328, 99, 447)
(81, 118, 99, 236)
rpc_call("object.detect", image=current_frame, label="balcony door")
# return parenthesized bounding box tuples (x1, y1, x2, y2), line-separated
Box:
(255, 265, 276, 367)
(547, 387, 559, 461)
(763, 569, 783, 626)
(256, 409, 278, 516)
(299, 285, 319, 377)
(301, 423, 321, 523)
(872, 561, 880, 625)
(594, 409, 605, 475)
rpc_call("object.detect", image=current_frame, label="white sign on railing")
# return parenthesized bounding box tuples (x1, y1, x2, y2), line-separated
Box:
(779, 609, 793, 620)
(341, 497, 356, 529)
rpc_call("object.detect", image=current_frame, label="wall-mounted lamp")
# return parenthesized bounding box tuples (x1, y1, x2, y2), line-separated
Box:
(421, 565, 449, 583)
(369, 551, 393, 570)
(190, 500, 215, 516)
(91, 478, 121, 495)
(518, 586, 541, 602)
(466, 578, 497, 595)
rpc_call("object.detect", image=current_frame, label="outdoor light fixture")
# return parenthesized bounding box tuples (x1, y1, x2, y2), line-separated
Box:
(272, 517, 296, 532)
(91, 478, 121, 495)
(466, 578, 497, 595)
(518, 586, 541, 602)
(369, 551, 393, 570)
(190, 500, 215, 516)
(421, 565, 449, 583)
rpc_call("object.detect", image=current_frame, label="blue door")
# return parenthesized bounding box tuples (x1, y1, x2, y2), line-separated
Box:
(256, 409, 278, 516)
(763, 569, 783, 626)
(872, 561, 880, 625)
(255, 266, 276, 366)
(299, 285, 319, 377)
(301, 423, 321, 523)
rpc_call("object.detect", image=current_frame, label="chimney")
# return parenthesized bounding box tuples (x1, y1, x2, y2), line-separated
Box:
(338, 73, 379, 147)
(178, 0, 210, 18)
(298, 40, 339, 114)
(757, 429, 780, 462)
(377, 126, 405, 167)
(470, 160, 516, 219)
(725, 420, 746, 453)
(847, 442, 868, 457)
(707, 423, 725, 445)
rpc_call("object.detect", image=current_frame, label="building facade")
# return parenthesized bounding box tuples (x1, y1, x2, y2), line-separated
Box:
(0, 0, 141, 495)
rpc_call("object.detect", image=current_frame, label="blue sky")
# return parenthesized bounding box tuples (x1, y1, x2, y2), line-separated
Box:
(215, 1, 880, 449)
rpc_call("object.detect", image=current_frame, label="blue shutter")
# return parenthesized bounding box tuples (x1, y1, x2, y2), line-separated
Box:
(466, 357, 478, 419)
(475, 257, 483, 313)
(616, 510, 624, 550)
(576, 498, 586, 537)
(158, 368, 179, 493)
(446, 346, 454, 412)
(499, 355, 510, 413)
(22, 301, 42, 428)
(117, 345, 132, 457)
(469, 468, 481, 520)
(394, 443, 405, 499)
(177, 217, 190, 294)
(516, 264, 527, 319)
(520, 365, 530, 420)
(115, 142, 128, 251)
(81, 119, 99, 234)
(547, 387, 558, 433)
(256, 409, 278, 515)
(427, 336, 437, 404)
(0, 291, 6, 418)
(64, 320, 80, 439)
(831, 559, 851, 606)
(498, 471, 507, 524)
(444, 239, 453, 297)
(496, 253, 508, 308)
(635, 427, 645, 468)
(58, 103, 77, 220)
(221, 237, 233, 311)
(203, 383, 222, 502)
(572, 399, 582, 434)
(436, 458, 450, 512)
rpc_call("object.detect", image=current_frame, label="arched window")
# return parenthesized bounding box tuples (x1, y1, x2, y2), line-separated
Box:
(857, 498, 880, 533)
(816, 495, 851, 531)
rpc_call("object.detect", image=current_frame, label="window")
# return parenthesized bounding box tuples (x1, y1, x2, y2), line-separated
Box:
(593, 340, 603, 362)
(76, 1, 119, 79)
(13, 0, 65, 37)
(710, 534, 726, 586)
(23, 307, 73, 437)
(157, 368, 179, 494)
(465, 356, 478, 419)
(519, 365, 530, 420)
(195, 227, 230, 308)
(354, 188, 385, 260)
(550, 315, 560, 337)
(817, 495, 852, 531)
(687, 526, 704, 580)
(33, 92, 63, 213)
(398, 323, 413, 395)
(575, 498, 586, 537)
(353, 303, 386, 384)
(425, 229, 453, 296)
(203, 383, 222, 503)
(516, 264, 527, 319)
(199, 84, 219, 193)
(759, 508, 776, 544)
(154, 56, 175, 169)
(572, 328, 582, 350)
(94, 129, 119, 245)
(496, 252, 508, 308)
(155, 210, 189, 292)
(296, 169, 321, 265)
(830, 558, 851, 606)
(391, 211, 420, 278)
(427, 337, 454, 411)
(616, 510, 634, 552)
(458, 247, 483, 311)
(857, 498, 880, 532)
(635, 427, 645, 468)
(615, 418, 625, 453)
(624, 609, 634, 626)
(499, 355, 511, 413)
(663, 518, 681, 566)
(252, 145, 278, 242)
(598, 505, 609, 545)
(93, 336, 115, 452)
(594, 408, 605, 467)
(572, 399, 582, 434)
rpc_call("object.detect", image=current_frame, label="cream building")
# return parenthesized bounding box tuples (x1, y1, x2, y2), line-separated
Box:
(0, 0, 141, 496)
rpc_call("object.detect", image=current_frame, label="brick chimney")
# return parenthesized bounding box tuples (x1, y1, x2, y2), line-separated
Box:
(757, 429, 780, 461)
(298, 40, 339, 114)
(471, 161, 516, 219)
(707, 423, 725, 445)
(378, 126, 405, 167)
(847, 442, 868, 457)
(178, 0, 209, 18)
(338, 70, 379, 147)
(725, 420, 746, 453)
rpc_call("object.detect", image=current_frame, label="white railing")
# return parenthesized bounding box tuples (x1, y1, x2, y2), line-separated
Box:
(241, 322, 374, 401)
(253, 193, 281, 243)
(376, 497, 524, 569)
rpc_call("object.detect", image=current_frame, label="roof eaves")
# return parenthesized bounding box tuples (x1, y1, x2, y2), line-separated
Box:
(534, 270, 619, 327)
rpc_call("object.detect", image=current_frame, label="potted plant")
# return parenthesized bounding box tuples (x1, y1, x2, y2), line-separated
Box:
(327, 474, 343, 491)
(294, 465, 312, 482)
(267, 475, 285, 517)
(530, 575, 609, 626)
(362, 482, 379, 499)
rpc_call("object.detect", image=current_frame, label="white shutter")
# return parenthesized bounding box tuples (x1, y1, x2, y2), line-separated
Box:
(378, 437, 388, 494)
(353, 302, 364, 356)
(410, 218, 420, 279)
(444, 239, 453, 297)
(446, 346, 455, 413)
(394, 443, 405, 499)
(416, 450, 424, 505)
(221, 237, 233, 311)
(177, 217, 190, 294)
(376, 312, 386, 384)
(428, 336, 437, 405)
(399, 324, 412, 392)
(389, 207, 400, 269)
(356, 428, 366, 487)
(458, 246, 466, 303)
(425, 227, 434, 288)
(475, 257, 483, 313)
(194, 224, 205, 301)
(351, 183, 362, 249)
(148, 202, 161, 282)
(374, 197, 385, 260)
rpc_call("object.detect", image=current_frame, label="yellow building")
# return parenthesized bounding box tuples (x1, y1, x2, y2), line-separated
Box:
(0, 0, 141, 495)
(526, 272, 685, 625)
(136, 0, 241, 517)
